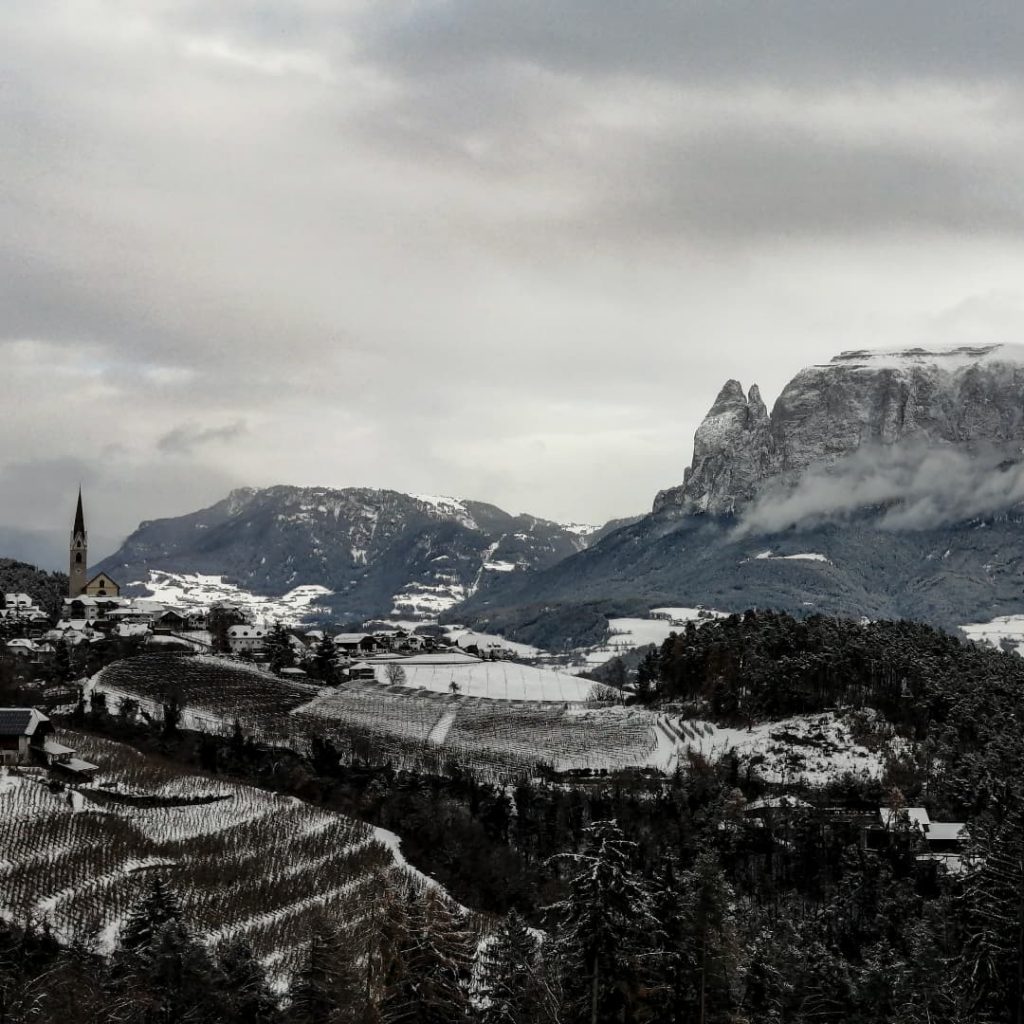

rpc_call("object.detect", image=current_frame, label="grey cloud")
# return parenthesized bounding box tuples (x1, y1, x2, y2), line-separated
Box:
(359, 2, 1024, 88)
(6, 0, 1024, 538)
(157, 420, 249, 455)
(735, 444, 1024, 537)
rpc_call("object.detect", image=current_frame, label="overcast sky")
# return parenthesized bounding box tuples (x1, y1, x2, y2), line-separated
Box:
(6, 2, 1024, 568)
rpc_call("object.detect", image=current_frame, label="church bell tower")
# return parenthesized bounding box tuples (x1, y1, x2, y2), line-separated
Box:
(69, 487, 88, 598)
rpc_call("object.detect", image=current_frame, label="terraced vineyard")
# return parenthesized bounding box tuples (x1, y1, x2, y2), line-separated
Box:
(0, 731, 442, 986)
(93, 654, 661, 776)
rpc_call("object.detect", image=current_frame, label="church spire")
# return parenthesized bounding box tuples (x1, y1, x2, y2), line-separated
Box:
(69, 487, 88, 598)
(73, 486, 85, 538)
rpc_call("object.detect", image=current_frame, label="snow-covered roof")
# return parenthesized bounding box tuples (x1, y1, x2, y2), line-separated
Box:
(334, 633, 370, 643)
(880, 807, 930, 831)
(927, 822, 966, 842)
(228, 626, 265, 637)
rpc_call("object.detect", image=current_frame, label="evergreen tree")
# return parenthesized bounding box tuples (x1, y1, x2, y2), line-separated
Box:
(479, 910, 556, 1024)
(216, 936, 281, 1023)
(121, 875, 184, 952)
(312, 633, 339, 684)
(290, 922, 363, 1024)
(955, 796, 1024, 1024)
(381, 888, 473, 1024)
(652, 851, 737, 1024)
(143, 918, 225, 1024)
(547, 819, 660, 1024)
(51, 638, 72, 684)
(265, 622, 295, 675)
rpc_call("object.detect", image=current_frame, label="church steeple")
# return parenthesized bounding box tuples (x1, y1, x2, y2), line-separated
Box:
(69, 487, 88, 598)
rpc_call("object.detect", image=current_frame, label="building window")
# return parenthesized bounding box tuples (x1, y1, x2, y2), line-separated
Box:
(75, 553, 82, 564)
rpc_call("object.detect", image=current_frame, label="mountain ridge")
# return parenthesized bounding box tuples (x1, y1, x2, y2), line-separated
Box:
(94, 485, 639, 624)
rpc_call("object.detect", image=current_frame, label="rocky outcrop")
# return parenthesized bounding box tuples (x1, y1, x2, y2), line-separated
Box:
(655, 380, 772, 514)
(657, 344, 1024, 515)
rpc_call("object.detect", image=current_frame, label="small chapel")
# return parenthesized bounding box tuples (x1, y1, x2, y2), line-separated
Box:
(69, 488, 121, 599)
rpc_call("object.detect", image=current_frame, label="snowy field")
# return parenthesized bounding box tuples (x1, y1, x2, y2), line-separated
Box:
(137, 570, 331, 625)
(444, 626, 544, 659)
(566, 609, 726, 673)
(648, 711, 896, 784)
(0, 731, 435, 987)
(961, 614, 1024, 656)
(372, 658, 593, 702)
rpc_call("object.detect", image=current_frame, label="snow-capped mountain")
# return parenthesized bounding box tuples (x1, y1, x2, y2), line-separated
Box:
(450, 344, 1024, 648)
(95, 486, 620, 624)
(655, 343, 1024, 515)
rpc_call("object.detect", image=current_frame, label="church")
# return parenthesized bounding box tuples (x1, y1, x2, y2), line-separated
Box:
(69, 488, 121, 599)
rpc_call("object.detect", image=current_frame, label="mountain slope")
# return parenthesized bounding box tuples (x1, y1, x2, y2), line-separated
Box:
(95, 486, 618, 623)
(451, 344, 1024, 647)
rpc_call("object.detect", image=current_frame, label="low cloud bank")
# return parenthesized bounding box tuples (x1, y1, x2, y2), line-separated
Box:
(734, 442, 1024, 536)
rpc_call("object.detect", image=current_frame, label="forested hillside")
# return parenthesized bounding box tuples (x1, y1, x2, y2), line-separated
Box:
(0, 557, 67, 615)
(10, 610, 1024, 1021)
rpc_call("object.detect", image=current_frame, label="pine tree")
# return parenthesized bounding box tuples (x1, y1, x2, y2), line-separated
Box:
(479, 910, 556, 1024)
(121, 875, 184, 952)
(144, 918, 225, 1024)
(381, 888, 474, 1024)
(547, 819, 661, 1024)
(265, 622, 295, 674)
(216, 936, 281, 1023)
(290, 922, 363, 1024)
(312, 633, 339, 684)
(955, 795, 1024, 1024)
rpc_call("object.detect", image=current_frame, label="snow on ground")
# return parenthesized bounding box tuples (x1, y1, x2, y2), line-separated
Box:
(390, 578, 467, 618)
(444, 626, 544, 659)
(137, 571, 331, 625)
(961, 614, 1024, 656)
(559, 522, 601, 539)
(566, 609, 726, 674)
(751, 551, 832, 564)
(0, 731, 439, 986)
(650, 711, 893, 784)
(375, 659, 594, 702)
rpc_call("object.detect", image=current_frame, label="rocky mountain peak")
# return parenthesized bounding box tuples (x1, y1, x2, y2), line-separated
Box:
(657, 343, 1024, 516)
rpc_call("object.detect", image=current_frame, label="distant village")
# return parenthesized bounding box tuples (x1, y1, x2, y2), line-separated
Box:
(1, 489, 520, 677)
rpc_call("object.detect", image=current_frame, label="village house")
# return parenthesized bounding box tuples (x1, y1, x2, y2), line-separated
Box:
(334, 633, 381, 656)
(228, 624, 267, 654)
(0, 707, 99, 776)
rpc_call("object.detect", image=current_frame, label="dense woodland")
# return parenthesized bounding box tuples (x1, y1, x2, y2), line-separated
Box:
(6, 610, 1024, 1020)
(0, 558, 67, 617)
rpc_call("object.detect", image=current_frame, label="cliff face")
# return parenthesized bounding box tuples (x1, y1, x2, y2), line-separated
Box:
(657, 344, 1024, 515)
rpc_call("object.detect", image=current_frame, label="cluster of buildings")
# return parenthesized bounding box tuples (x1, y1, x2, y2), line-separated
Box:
(3, 491, 515, 670)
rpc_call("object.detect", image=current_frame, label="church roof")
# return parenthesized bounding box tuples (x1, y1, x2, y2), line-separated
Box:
(73, 488, 85, 537)
(85, 571, 119, 589)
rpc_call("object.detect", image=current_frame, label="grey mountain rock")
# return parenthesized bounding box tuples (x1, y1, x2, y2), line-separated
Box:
(659, 344, 1024, 515)
(453, 344, 1024, 647)
(95, 486, 625, 624)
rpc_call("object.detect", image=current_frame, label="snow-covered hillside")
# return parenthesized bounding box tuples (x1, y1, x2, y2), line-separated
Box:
(138, 570, 331, 625)
(566, 608, 726, 674)
(0, 731, 445, 987)
(648, 710, 902, 783)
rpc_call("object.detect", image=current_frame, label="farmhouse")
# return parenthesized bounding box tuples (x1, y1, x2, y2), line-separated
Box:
(334, 633, 380, 655)
(228, 624, 267, 653)
(0, 708, 99, 776)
